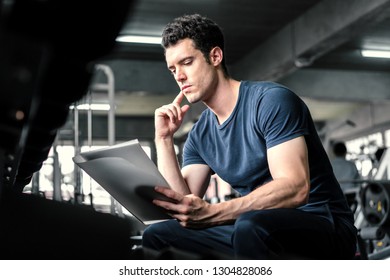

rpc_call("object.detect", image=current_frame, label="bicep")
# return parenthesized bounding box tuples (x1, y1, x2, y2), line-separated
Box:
(182, 164, 212, 197)
(267, 136, 310, 188)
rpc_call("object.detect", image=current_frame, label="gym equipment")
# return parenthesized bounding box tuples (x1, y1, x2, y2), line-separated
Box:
(360, 182, 390, 227)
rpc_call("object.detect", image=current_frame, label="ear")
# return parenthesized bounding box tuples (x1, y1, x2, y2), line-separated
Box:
(209, 47, 223, 66)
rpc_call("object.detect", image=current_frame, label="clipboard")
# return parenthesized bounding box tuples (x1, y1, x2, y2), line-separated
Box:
(73, 139, 173, 225)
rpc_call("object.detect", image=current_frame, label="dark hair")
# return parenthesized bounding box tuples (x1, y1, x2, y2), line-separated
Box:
(162, 14, 229, 77)
(333, 142, 347, 157)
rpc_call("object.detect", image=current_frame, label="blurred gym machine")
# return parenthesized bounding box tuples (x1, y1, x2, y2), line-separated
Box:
(0, 0, 135, 259)
(344, 148, 390, 259)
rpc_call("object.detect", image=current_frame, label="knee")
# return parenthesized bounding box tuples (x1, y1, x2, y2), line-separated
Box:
(232, 212, 270, 259)
(233, 211, 276, 242)
(233, 212, 262, 241)
(143, 223, 160, 237)
(142, 220, 178, 250)
(234, 215, 255, 234)
(142, 223, 164, 249)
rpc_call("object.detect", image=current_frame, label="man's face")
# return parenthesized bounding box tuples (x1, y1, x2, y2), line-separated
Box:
(165, 38, 218, 104)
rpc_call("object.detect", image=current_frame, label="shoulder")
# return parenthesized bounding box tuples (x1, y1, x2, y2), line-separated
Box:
(241, 81, 299, 104)
(241, 81, 305, 114)
(241, 80, 291, 92)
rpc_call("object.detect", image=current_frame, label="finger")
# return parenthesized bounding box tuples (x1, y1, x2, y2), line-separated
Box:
(180, 104, 190, 119)
(172, 102, 185, 121)
(152, 199, 175, 209)
(172, 92, 188, 121)
(171, 213, 190, 221)
(159, 104, 180, 123)
(170, 215, 200, 228)
(173, 91, 185, 105)
(155, 186, 183, 201)
(153, 200, 189, 217)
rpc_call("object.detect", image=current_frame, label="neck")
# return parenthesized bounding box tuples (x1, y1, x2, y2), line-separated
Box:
(204, 77, 240, 125)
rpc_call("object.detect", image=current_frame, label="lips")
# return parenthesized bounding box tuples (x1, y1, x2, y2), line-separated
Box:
(181, 85, 191, 92)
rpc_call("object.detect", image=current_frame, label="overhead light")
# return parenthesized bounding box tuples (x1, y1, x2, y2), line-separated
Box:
(361, 49, 390, 58)
(116, 35, 161, 45)
(69, 104, 111, 111)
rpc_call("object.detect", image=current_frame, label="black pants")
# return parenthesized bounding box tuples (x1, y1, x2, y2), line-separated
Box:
(142, 208, 357, 259)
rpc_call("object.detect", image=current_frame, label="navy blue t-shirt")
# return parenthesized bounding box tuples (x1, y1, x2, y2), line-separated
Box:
(183, 81, 354, 226)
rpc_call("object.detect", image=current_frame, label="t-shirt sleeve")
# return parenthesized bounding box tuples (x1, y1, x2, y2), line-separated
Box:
(257, 87, 310, 149)
(182, 132, 207, 167)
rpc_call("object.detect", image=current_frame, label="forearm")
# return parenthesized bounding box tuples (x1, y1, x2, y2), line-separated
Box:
(211, 178, 309, 222)
(243, 178, 309, 210)
(155, 136, 191, 195)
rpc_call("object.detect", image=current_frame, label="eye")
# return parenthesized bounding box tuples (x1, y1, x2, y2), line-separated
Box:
(183, 59, 192, 65)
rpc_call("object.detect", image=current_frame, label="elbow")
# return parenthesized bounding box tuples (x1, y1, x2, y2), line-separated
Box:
(295, 181, 310, 207)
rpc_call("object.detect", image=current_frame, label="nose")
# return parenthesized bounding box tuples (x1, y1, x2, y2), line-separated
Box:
(175, 68, 186, 82)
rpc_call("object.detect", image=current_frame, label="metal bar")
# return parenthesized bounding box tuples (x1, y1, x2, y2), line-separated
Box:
(73, 104, 82, 203)
(87, 91, 93, 148)
(90, 83, 110, 92)
(94, 64, 123, 216)
(95, 64, 116, 146)
(52, 139, 62, 201)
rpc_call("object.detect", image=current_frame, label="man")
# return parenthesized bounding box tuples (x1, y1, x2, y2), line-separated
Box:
(331, 142, 360, 192)
(142, 14, 357, 259)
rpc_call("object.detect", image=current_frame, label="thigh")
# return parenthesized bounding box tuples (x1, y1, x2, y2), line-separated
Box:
(235, 209, 351, 259)
(142, 219, 235, 257)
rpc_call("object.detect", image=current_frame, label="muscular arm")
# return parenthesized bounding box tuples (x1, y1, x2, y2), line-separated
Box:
(155, 137, 190, 194)
(154, 92, 211, 197)
(155, 136, 310, 227)
(155, 137, 211, 196)
(214, 136, 310, 221)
